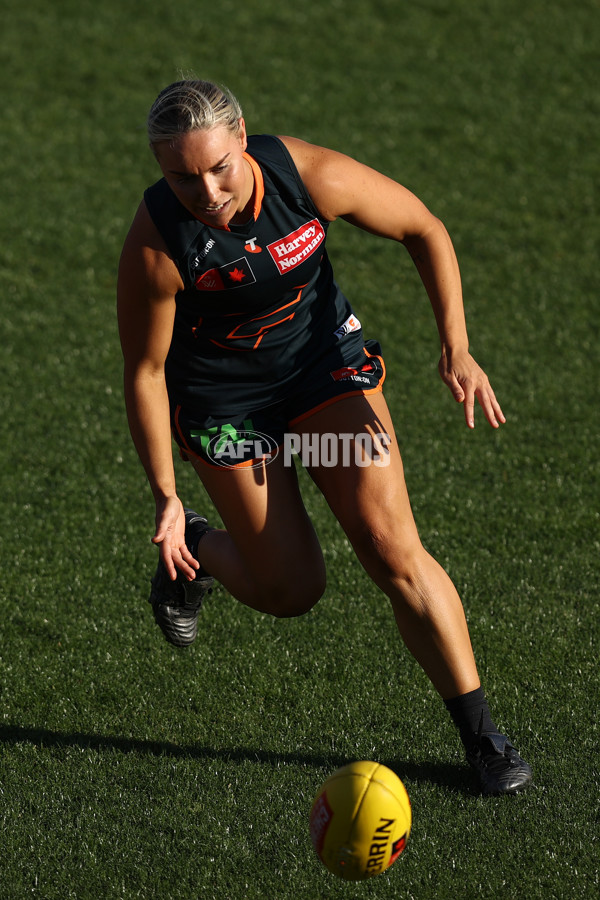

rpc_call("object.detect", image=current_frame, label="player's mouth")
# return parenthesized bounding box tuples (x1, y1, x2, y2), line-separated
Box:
(198, 199, 231, 217)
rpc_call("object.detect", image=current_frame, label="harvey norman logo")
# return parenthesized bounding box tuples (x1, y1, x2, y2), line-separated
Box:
(267, 219, 325, 274)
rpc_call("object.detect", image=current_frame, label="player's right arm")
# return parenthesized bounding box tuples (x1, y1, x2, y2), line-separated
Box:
(117, 201, 199, 580)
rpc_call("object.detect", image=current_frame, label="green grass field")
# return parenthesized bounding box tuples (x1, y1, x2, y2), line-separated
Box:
(1, 0, 598, 897)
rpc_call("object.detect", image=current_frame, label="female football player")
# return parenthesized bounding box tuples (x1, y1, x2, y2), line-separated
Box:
(117, 79, 532, 795)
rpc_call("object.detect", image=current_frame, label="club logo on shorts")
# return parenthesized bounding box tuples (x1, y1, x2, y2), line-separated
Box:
(330, 359, 376, 385)
(267, 219, 325, 274)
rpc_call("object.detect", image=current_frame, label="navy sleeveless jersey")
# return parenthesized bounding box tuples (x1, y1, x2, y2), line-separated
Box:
(144, 134, 362, 414)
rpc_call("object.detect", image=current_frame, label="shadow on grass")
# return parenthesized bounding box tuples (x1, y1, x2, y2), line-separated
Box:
(0, 723, 474, 794)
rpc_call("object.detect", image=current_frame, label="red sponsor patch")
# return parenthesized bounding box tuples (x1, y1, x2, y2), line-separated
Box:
(267, 219, 325, 274)
(195, 267, 224, 291)
(195, 258, 256, 291)
(330, 360, 376, 382)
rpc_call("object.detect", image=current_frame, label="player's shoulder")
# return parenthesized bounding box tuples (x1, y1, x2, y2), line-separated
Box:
(118, 200, 182, 294)
(277, 135, 335, 167)
(276, 136, 361, 222)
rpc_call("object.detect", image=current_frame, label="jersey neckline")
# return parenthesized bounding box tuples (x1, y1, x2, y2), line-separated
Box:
(219, 152, 264, 234)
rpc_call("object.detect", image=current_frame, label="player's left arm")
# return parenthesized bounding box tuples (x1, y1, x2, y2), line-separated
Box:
(280, 136, 505, 429)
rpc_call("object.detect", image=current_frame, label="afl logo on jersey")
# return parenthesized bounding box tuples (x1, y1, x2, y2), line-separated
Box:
(267, 219, 325, 274)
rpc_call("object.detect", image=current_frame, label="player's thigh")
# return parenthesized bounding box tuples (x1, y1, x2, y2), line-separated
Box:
(298, 392, 422, 562)
(190, 452, 326, 592)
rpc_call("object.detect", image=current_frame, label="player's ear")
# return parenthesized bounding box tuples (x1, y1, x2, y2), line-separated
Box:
(237, 117, 248, 151)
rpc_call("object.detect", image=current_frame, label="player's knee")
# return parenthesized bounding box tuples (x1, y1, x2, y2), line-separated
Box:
(266, 570, 326, 618)
(350, 520, 423, 584)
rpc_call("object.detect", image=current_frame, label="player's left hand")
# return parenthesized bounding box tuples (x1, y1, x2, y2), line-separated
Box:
(152, 495, 200, 581)
(438, 348, 506, 429)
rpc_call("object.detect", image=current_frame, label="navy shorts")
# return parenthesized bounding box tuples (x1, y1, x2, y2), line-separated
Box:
(171, 339, 386, 468)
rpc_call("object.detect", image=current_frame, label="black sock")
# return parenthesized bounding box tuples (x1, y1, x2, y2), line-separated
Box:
(444, 687, 498, 750)
(184, 513, 212, 569)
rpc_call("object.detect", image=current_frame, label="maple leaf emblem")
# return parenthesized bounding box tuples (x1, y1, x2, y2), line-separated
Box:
(228, 267, 246, 283)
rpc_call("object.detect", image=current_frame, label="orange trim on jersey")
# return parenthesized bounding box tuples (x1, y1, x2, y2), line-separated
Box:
(208, 289, 303, 351)
(243, 151, 265, 221)
(203, 151, 265, 233)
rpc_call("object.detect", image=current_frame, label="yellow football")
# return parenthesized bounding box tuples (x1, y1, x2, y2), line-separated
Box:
(309, 760, 411, 881)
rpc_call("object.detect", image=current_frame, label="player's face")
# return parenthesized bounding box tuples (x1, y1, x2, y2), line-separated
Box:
(154, 121, 253, 227)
